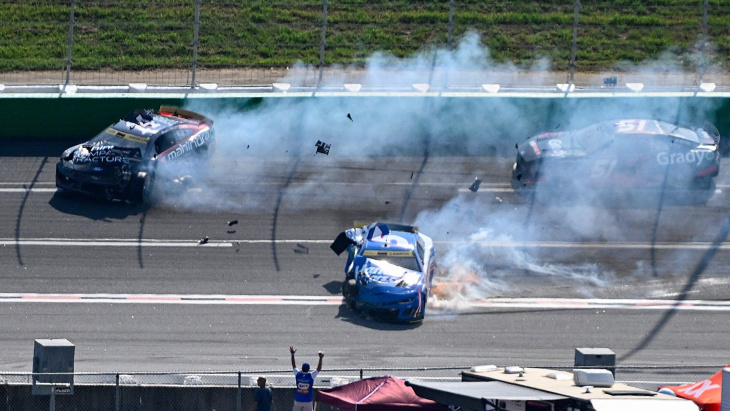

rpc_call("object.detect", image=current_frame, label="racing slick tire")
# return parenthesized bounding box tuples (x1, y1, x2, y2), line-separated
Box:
(130, 170, 158, 205)
(342, 279, 358, 310)
(142, 170, 159, 205)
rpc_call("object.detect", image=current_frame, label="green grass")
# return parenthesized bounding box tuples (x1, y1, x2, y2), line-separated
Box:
(0, 0, 727, 72)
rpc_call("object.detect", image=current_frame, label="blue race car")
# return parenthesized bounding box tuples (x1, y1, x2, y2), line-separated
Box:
(330, 222, 436, 323)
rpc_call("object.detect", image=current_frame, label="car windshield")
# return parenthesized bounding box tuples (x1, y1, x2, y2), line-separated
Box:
(88, 123, 153, 150)
(365, 254, 422, 272)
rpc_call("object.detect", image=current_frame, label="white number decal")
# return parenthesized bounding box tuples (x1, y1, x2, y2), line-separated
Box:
(548, 139, 566, 156)
(590, 159, 618, 179)
(617, 120, 647, 133)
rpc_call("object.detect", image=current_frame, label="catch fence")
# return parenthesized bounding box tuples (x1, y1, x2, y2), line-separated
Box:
(0, 0, 728, 89)
(0, 364, 723, 411)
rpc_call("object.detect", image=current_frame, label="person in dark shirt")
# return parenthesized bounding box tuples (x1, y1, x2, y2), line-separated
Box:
(251, 376, 273, 411)
(290, 346, 324, 411)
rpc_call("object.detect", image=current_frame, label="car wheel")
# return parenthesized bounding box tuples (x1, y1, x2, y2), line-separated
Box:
(342, 279, 358, 310)
(141, 170, 159, 205)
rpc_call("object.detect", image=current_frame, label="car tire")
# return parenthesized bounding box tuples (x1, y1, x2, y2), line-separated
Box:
(342, 279, 358, 310)
(141, 170, 158, 205)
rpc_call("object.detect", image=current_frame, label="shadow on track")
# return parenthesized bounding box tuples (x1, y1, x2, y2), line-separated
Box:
(49, 191, 150, 220)
(15, 157, 48, 266)
(618, 213, 730, 362)
(270, 156, 301, 272)
(334, 305, 423, 330)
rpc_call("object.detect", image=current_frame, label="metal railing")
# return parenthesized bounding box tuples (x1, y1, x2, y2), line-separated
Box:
(0, 0, 727, 89)
(0, 365, 723, 411)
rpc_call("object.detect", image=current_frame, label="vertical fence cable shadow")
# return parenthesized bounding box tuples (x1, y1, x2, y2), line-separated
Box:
(618, 212, 730, 362)
(399, 96, 434, 222)
(650, 143, 673, 278)
(137, 209, 147, 269)
(15, 157, 47, 266)
(271, 156, 302, 272)
(398, 152, 429, 222)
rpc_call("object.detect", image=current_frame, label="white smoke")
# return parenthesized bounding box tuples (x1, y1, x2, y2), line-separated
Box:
(150, 32, 726, 309)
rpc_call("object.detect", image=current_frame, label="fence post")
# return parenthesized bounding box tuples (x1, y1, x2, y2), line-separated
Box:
(447, 0, 454, 49)
(115, 374, 120, 411)
(237, 372, 242, 411)
(64, 0, 76, 86)
(191, 0, 202, 88)
(568, 0, 580, 84)
(318, 0, 329, 87)
(697, 0, 709, 86)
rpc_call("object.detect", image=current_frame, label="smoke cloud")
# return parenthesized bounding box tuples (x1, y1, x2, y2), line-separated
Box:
(153, 32, 725, 309)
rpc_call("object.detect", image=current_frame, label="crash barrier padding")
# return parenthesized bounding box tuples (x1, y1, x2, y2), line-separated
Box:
(2, 95, 729, 155)
(0, 384, 297, 411)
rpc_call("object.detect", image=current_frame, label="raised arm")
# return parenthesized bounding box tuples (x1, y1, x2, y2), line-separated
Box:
(290, 346, 297, 369)
(316, 351, 324, 372)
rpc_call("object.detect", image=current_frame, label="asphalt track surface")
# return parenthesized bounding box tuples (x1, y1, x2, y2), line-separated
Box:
(1, 140, 729, 376)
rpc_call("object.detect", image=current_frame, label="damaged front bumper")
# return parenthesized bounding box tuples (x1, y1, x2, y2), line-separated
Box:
(55, 162, 133, 201)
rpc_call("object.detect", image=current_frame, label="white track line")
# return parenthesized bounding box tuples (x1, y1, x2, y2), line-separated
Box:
(2, 238, 729, 250)
(0, 239, 231, 247)
(0, 294, 728, 311)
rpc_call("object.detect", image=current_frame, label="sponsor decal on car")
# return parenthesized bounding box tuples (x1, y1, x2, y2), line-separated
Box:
(73, 145, 127, 164)
(166, 130, 212, 161)
(361, 250, 414, 257)
(656, 151, 715, 166)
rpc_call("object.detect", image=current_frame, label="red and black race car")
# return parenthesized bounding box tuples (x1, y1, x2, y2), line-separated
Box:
(56, 106, 214, 203)
(511, 119, 721, 203)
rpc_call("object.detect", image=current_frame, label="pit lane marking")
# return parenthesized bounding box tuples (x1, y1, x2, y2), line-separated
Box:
(0, 294, 729, 311)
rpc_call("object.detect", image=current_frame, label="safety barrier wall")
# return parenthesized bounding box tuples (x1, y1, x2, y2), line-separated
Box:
(2, 95, 730, 150)
(0, 365, 722, 411)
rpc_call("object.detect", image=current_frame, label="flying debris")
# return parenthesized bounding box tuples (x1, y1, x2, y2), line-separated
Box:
(315, 140, 331, 155)
(469, 177, 482, 192)
(198, 236, 209, 245)
(347, 113, 353, 122)
(227, 220, 239, 227)
(294, 243, 309, 254)
(247, 145, 250, 149)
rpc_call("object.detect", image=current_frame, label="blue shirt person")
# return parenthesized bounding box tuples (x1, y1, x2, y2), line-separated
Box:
(290, 346, 324, 411)
(250, 376, 273, 411)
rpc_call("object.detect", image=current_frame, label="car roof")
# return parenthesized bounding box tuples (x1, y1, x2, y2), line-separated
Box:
(605, 119, 700, 143)
(110, 112, 199, 139)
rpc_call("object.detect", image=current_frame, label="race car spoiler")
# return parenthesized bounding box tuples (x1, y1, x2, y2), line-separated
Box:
(159, 105, 214, 126)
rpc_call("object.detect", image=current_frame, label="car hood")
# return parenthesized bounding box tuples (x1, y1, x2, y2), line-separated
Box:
(518, 131, 587, 162)
(351, 256, 422, 289)
(63, 143, 142, 168)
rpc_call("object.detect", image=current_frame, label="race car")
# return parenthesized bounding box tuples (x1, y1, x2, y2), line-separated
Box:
(56, 106, 214, 203)
(511, 119, 721, 202)
(330, 222, 436, 323)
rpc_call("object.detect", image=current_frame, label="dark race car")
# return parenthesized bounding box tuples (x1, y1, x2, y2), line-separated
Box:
(56, 106, 214, 203)
(511, 119, 721, 204)
(330, 222, 436, 323)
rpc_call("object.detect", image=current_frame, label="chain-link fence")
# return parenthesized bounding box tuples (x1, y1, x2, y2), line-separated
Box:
(0, 0, 727, 89)
(0, 365, 724, 411)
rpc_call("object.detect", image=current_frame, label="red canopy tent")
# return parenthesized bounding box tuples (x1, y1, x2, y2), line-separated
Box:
(660, 365, 729, 411)
(315, 375, 448, 411)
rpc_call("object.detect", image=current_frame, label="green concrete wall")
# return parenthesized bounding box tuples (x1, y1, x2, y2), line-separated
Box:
(2, 96, 728, 151)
